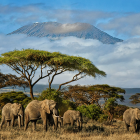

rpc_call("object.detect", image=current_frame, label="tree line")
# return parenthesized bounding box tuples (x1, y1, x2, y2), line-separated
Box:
(0, 49, 139, 122)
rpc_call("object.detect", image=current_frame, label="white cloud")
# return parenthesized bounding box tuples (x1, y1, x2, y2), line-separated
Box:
(43, 23, 91, 34)
(98, 13, 140, 37)
(0, 34, 140, 88)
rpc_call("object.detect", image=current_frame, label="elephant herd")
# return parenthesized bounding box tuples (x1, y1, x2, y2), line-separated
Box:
(0, 99, 82, 131)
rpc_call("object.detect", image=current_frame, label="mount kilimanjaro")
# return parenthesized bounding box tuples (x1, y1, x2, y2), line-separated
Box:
(8, 22, 123, 44)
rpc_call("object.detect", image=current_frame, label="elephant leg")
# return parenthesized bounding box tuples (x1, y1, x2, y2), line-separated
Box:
(80, 120, 82, 130)
(63, 120, 65, 126)
(70, 117, 74, 127)
(53, 116, 58, 130)
(137, 122, 140, 133)
(77, 120, 80, 129)
(132, 124, 136, 133)
(7, 120, 10, 127)
(24, 114, 29, 131)
(32, 121, 36, 131)
(58, 122, 61, 128)
(41, 112, 47, 131)
(11, 115, 15, 127)
(18, 116, 21, 128)
(0, 115, 5, 129)
(124, 121, 129, 131)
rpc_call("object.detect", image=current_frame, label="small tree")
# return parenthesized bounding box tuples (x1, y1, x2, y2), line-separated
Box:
(103, 97, 118, 122)
(0, 72, 28, 89)
(0, 49, 106, 99)
(129, 93, 140, 104)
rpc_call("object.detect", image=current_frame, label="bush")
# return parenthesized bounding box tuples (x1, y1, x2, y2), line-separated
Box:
(38, 88, 62, 103)
(114, 104, 129, 120)
(76, 104, 102, 120)
(0, 91, 31, 109)
(98, 114, 108, 122)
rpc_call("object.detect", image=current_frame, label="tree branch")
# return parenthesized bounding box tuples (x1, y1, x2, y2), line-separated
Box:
(57, 72, 87, 91)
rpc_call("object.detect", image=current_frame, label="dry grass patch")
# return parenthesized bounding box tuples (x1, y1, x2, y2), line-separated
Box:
(0, 119, 140, 140)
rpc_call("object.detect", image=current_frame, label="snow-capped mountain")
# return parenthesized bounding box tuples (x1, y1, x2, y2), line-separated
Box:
(8, 22, 123, 44)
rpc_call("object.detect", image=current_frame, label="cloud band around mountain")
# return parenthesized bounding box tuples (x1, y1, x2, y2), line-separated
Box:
(0, 34, 140, 88)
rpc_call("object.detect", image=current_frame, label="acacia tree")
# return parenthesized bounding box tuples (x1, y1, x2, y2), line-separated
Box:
(129, 93, 140, 104)
(63, 84, 125, 107)
(0, 49, 106, 99)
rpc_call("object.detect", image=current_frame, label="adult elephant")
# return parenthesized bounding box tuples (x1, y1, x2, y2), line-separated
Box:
(24, 99, 59, 131)
(0, 103, 24, 129)
(63, 110, 82, 130)
(123, 108, 140, 132)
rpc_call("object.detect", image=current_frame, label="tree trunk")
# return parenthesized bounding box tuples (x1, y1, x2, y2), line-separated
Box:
(29, 85, 34, 100)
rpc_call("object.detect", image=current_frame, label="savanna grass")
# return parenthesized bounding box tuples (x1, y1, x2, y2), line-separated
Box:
(0, 119, 140, 140)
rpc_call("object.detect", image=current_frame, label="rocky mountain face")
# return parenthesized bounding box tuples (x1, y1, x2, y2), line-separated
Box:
(8, 22, 123, 44)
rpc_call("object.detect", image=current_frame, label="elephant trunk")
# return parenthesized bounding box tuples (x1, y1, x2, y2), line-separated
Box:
(53, 108, 59, 130)
(18, 107, 24, 126)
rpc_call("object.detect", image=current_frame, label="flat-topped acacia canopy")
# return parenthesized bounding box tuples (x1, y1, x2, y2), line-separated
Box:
(0, 49, 106, 99)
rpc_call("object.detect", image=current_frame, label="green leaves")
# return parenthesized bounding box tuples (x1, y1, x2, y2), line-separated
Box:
(77, 104, 102, 120)
(129, 93, 140, 104)
(0, 49, 106, 77)
(0, 91, 31, 108)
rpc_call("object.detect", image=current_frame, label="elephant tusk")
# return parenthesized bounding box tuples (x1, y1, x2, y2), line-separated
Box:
(53, 114, 60, 118)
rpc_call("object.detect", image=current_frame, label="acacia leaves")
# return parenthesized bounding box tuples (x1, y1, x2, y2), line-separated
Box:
(0, 72, 29, 88)
(63, 84, 125, 107)
(0, 49, 106, 77)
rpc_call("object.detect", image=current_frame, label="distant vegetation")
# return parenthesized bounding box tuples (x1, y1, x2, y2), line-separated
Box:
(0, 84, 128, 122)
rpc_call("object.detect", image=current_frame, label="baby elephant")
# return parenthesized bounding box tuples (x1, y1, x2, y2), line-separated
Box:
(63, 110, 82, 130)
(0, 103, 24, 129)
(123, 108, 140, 133)
(48, 114, 63, 128)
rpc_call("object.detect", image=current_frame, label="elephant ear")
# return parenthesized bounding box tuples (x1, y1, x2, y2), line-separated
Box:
(134, 108, 139, 120)
(49, 100, 57, 110)
(41, 100, 50, 114)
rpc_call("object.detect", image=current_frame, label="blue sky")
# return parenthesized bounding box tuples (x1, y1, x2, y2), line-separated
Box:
(0, 0, 140, 88)
(1, 0, 140, 39)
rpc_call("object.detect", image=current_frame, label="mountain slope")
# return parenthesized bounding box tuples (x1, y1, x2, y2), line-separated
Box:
(8, 22, 123, 44)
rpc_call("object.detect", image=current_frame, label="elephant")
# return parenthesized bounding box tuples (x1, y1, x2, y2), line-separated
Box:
(123, 108, 140, 132)
(47, 114, 63, 129)
(63, 110, 82, 130)
(0, 103, 24, 129)
(57, 116, 63, 128)
(24, 99, 59, 131)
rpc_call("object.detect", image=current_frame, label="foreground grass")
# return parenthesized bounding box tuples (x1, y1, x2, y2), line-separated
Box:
(0, 119, 140, 140)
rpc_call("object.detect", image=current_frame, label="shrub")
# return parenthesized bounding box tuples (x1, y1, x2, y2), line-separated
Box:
(98, 114, 108, 122)
(103, 97, 118, 121)
(114, 104, 129, 120)
(76, 104, 102, 120)
(0, 91, 31, 109)
(38, 88, 62, 103)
